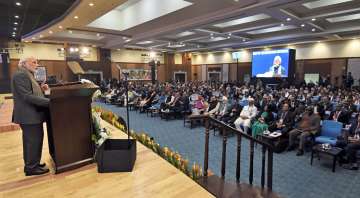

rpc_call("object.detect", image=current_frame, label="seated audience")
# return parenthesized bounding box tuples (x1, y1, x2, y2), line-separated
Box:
(287, 106, 321, 156)
(234, 98, 258, 134)
(251, 104, 274, 137)
(269, 103, 294, 134)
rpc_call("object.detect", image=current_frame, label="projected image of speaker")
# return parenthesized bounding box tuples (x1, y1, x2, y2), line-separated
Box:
(252, 49, 296, 78)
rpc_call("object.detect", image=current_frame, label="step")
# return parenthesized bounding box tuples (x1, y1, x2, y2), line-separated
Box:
(197, 175, 282, 198)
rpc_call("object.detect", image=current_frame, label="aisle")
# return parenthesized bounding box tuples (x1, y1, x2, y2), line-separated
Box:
(95, 102, 360, 198)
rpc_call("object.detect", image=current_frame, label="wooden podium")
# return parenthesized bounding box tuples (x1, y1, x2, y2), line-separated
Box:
(46, 82, 98, 173)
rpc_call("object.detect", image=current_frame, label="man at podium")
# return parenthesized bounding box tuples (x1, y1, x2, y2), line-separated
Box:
(11, 57, 50, 176)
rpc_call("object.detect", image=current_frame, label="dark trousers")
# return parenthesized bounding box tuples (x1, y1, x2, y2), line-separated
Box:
(20, 124, 44, 170)
(288, 129, 312, 150)
(346, 142, 360, 163)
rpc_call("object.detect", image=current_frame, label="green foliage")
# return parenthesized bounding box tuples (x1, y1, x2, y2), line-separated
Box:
(91, 106, 204, 181)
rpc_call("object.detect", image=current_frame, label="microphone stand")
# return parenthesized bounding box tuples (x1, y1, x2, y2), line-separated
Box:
(123, 72, 131, 148)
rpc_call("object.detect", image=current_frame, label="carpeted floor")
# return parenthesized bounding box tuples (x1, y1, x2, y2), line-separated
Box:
(94, 102, 360, 198)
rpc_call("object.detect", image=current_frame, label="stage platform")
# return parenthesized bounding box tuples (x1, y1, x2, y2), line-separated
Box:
(0, 119, 213, 197)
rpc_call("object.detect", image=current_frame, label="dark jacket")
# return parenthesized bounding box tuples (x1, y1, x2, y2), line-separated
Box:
(11, 68, 50, 124)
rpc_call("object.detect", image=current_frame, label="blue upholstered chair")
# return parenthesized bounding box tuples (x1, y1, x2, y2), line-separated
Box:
(315, 120, 343, 146)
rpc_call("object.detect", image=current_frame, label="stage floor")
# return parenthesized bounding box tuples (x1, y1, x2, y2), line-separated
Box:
(0, 121, 213, 197)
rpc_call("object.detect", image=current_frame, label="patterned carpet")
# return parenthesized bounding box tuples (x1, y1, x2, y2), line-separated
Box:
(94, 102, 360, 198)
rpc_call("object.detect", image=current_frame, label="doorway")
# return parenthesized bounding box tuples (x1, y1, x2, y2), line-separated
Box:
(174, 71, 187, 83)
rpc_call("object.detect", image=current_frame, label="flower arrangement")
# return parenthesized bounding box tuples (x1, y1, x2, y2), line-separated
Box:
(92, 106, 203, 181)
(91, 108, 111, 147)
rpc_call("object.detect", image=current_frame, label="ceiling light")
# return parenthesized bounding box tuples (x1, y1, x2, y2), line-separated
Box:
(74, 48, 79, 52)
(96, 33, 101, 37)
(39, 35, 43, 38)
(243, 38, 246, 42)
(122, 36, 127, 39)
(234, 0, 239, 2)
(210, 33, 214, 36)
(49, 30, 53, 34)
(311, 18, 316, 21)
(286, 18, 291, 21)
(12, 32, 16, 35)
(12, 35, 16, 37)
(89, 3, 94, 6)
(70, 47, 74, 52)
(69, 30, 73, 34)
(14, 22, 18, 25)
(74, 16, 79, 19)
(312, 28, 316, 32)
(82, 47, 89, 54)
(117, 49, 121, 51)
(13, 27, 17, 30)
(125, 39, 131, 42)
(58, 25, 63, 29)
(280, 23, 284, 26)
(15, 15, 20, 19)
(228, 33, 232, 36)
(32, 37, 36, 40)
(15, 2, 22, 6)
(301, 24, 305, 27)
(317, 41, 321, 43)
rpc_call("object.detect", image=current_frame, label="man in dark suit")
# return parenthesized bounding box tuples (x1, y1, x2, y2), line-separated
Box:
(12, 57, 50, 176)
(329, 104, 350, 125)
(269, 103, 294, 134)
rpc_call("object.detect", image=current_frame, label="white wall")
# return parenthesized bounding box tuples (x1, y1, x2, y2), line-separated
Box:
(192, 39, 360, 65)
(111, 49, 164, 63)
(9, 43, 98, 61)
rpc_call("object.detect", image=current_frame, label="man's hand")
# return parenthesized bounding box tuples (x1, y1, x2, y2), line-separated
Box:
(41, 83, 49, 91)
(241, 116, 249, 119)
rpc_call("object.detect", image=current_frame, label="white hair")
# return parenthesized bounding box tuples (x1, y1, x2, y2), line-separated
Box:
(273, 55, 282, 65)
(18, 57, 37, 68)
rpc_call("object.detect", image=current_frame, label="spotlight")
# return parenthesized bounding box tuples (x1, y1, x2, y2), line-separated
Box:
(312, 28, 316, 32)
(15, 2, 22, 6)
(15, 15, 20, 19)
(286, 18, 291, 21)
(311, 18, 316, 21)
(49, 30, 53, 34)
(58, 25, 63, 29)
(14, 22, 18, 25)
(74, 16, 79, 19)
(89, 3, 94, 6)
(301, 24, 305, 27)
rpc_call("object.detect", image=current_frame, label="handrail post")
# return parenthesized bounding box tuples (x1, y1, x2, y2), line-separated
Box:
(221, 127, 227, 179)
(204, 117, 210, 177)
(249, 139, 254, 185)
(267, 149, 273, 190)
(261, 146, 266, 188)
(236, 133, 241, 183)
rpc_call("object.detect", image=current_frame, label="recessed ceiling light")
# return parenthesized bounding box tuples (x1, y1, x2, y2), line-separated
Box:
(32, 37, 36, 40)
(13, 27, 17, 30)
(280, 23, 284, 26)
(69, 30, 73, 34)
(311, 18, 316, 21)
(312, 28, 316, 32)
(12, 35, 16, 37)
(301, 24, 305, 27)
(228, 33, 232, 36)
(242, 38, 246, 42)
(49, 30, 53, 34)
(210, 33, 214, 36)
(12, 32, 16, 35)
(227, 36, 231, 39)
(122, 36, 127, 39)
(15, 15, 20, 19)
(317, 41, 321, 43)
(58, 25, 63, 29)
(15, 2, 22, 6)
(117, 49, 121, 51)
(14, 22, 18, 25)
(74, 16, 79, 19)
(39, 35, 43, 38)
(234, 0, 239, 2)
(89, 3, 94, 6)
(96, 33, 100, 37)
(286, 18, 291, 21)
